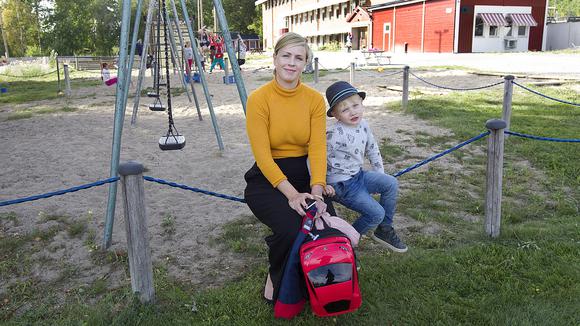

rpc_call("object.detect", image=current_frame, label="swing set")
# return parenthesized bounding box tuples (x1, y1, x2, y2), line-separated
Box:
(103, 0, 249, 248)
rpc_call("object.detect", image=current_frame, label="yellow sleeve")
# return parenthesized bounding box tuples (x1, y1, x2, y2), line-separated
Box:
(246, 92, 287, 187)
(308, 94, 327, 187)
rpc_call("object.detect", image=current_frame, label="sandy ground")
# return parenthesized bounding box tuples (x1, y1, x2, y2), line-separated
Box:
(0, 55, 573, 297)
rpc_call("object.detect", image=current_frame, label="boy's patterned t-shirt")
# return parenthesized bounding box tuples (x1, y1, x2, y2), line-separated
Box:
(326, 119, 384, 184)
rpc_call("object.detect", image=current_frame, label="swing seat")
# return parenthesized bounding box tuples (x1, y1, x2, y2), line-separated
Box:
(147, 92, 159, 98)
(149, 103, 166, 111)
(159, 135, 186, 150)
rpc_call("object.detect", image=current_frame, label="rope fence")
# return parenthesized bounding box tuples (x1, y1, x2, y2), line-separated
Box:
(512, 81, 580, 107)
(505, 130, 580, 142)
(142, 176, 246, 203)
(409, 70, 504, 91)
(2, 128, 577, 210)
(0, 177, 119, 207)
(393, 131, 491, 177)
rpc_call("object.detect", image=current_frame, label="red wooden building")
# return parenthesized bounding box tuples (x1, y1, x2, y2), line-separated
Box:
(368, 0, 548, 53)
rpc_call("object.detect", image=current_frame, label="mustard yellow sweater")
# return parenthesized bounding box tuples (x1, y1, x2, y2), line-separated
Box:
(246, 79, 327, 187)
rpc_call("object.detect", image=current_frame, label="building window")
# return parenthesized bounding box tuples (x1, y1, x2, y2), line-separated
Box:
(489, 25, 498, 37)
(474, 17, 484, 37)
(517, 26, 527, 37)
(311, 11, 314, 22)
(343, 5, 348, 16)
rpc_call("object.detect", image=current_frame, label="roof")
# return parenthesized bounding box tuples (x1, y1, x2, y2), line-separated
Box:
(346, 6, 371, 23)
(368, 0, 429, 11)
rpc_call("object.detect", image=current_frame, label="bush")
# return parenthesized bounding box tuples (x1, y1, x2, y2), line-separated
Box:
(318, 41, 342, 51)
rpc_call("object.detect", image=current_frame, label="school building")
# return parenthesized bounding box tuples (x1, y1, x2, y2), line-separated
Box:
(255, 0, 549, 53)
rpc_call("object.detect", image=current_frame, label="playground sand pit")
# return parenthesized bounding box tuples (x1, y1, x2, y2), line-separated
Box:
(0, 63, 507, 297)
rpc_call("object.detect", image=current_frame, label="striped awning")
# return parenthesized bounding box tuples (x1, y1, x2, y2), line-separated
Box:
(479, 13, 508, 26)
(508, 13, 538, 26)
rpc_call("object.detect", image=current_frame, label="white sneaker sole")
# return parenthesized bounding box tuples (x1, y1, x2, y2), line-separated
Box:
(371, 234, 408, 253)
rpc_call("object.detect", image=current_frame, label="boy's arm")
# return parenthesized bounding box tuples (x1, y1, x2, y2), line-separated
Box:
(365, 124, 385, 173)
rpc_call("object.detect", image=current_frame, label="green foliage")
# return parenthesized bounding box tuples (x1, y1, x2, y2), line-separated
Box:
(550, 0, 580, 17)
(318, 41, 342, 51)
(221, 0, 260, 35)
(1, 0, 41, 57)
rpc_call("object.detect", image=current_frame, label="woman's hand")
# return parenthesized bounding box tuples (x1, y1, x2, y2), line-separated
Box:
(313, 197, 327, 216)
(288, 192, 315, 216)
(310, 184, 327, 215)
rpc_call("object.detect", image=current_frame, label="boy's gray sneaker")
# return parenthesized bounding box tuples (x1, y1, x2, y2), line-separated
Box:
(372, 226, 408, 253)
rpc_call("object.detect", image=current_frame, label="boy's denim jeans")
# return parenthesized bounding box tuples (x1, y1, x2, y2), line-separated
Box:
(330, 170, 398, 235)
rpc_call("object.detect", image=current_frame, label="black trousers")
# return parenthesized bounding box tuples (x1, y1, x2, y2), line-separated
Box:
(244, 156, 335, 301)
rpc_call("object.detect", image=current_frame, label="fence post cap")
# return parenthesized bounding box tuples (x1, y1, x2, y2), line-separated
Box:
(485, 119, 507, 130)
(503, 75, 515, 80)
(404, 65, 409, 70)
(118, 161, 144, 176)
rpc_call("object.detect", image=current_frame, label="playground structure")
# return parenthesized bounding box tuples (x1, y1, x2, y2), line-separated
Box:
(101, 0, 250, 259)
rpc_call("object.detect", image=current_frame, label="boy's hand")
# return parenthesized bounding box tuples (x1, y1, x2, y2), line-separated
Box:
(323, 185, 335, 197)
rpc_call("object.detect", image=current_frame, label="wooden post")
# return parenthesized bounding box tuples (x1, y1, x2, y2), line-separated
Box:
(63, 64, 71, 98)
(314, 57, 319, 84)
(402, 65, 409, 110)
(74, 56, 79, 70)
(349, 62, 355, 85)
(56, 56, 61, 94)
(501, 75, 514, 134)
(485, 119, 507, 238)
(118, 161, 155, 303)
(223, 56, 230, 84)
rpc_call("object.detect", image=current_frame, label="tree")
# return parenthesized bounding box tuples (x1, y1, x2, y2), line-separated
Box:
(1, 0, 39, 57)
(221, 0, 260, 35)
(550, 0, 580, 17)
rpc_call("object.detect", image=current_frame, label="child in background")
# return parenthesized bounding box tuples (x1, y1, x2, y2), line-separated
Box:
(324, 81, 407, 253)
(183, 41, 194, 72)
(101, 62, 118, 86)
(237, 34, 247, 69)
(209, 36, 225, 74)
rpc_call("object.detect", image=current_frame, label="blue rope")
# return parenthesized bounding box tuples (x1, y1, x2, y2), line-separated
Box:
(393, 131, 490, 177)
(512, 81, 580, 107)
(0, 177, 119, 207)
(409, 71, 503, 91)
(143, 176, 246, 203)
(506, 131, 580, 143)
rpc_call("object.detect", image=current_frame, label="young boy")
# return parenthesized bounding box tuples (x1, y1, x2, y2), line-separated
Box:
(324, 81, 407, 253)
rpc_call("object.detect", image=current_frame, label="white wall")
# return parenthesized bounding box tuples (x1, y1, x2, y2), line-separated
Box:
(546, 22, 580, 50)
(472, 5, 531, 53)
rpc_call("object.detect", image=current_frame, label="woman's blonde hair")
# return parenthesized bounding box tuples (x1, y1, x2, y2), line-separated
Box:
(274, 32, 313, 64)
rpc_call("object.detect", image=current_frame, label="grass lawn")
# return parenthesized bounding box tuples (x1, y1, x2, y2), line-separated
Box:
(0, 69, 102, 104)
(1, 81, 579, 325)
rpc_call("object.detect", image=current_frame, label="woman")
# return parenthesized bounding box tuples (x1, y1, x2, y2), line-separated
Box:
(244, 32, 335, 303)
